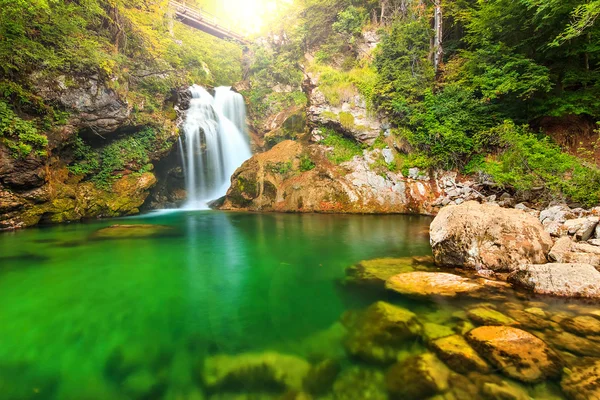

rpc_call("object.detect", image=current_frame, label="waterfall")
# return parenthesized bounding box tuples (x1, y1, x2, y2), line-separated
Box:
(180, 85, 252, 210)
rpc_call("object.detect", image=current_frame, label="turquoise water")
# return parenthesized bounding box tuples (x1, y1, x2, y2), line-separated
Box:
(0, 211, 432, 399)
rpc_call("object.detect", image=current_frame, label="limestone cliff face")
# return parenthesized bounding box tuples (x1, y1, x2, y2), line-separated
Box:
(0, 75, 185, 230)
(222, 140, 467, 215)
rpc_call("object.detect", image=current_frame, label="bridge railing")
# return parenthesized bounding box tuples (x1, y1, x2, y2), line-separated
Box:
(168, 0, 248, 43)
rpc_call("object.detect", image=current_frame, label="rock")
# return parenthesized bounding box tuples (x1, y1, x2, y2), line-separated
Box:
(91, 224, 178, 240)
(302, 359, 340, 395)
(560, 315, 600, 336)
(540, 205, 576, 237)
(430, 335, 490, 374)
(547, 331, 600, 357)
(549, 237, 600, 266)
(589, 239, 600, 246)
(382, 148, 394, 164)
(505, 309, 551, 330)
(344, 257, 426, 288)
(430, 201, 553, 272)
(385, 353, 450, 399)
(332, 367, 387, 400)
(480, 380, 530, 400)
(465, 326, 561, 383)
(422, 323, 455, 343)
(467, 306, 518, 326)
(564, 217, 599, 241)
(385, 272, 484, 298)
(508, 263, 600, 298)
(561, 360, 600, 400)
(202, 352, 310, 392)
(342, 301, 422, 364)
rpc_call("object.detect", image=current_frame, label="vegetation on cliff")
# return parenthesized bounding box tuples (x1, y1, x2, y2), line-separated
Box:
(247, 0, 600, 206)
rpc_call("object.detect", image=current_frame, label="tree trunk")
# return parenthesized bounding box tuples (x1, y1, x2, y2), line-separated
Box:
(433, 0, 443, 73)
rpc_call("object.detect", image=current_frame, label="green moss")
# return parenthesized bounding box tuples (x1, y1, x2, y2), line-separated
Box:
(266, 161, 293, 175)
(299, 154, 316, 172)
(320, 127, 364, 164)
(339, 112, 355, 129)
(0, 100, 48, 159)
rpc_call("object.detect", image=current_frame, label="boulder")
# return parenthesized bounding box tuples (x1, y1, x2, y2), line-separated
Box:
(480, 380, 530, 400)
(385, 353, 450, 399)
(467, 306, 518, 326)
(549, 237, 600, 267)
(540, 204, 576, 237)
(508, 263, 600, 298)
(430, 335, 490, 374)
(560, 315, 600, 336)
(385, 272, 484, 298)
(564, 217, 599, 241)
(344, 257, 431, 288)
(342, 301, 422, 364)
(430, 201, 553, 271)
(202, 352, 310, 392)
(465, 326, 561, 383)
(302, 359, 340, 395)
(547, 331, 600, 357)
(421, 323, 455, 343)
(561, 360, 600, 400)
(332, 367, 387, 400)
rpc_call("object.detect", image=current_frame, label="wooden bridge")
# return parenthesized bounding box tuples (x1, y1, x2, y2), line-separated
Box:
(169, 1, 250, 45)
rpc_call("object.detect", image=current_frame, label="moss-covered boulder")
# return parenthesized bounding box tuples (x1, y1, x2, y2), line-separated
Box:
(430, 335, 490, 374)
(91, 224, 177, 240)
(547, 331, 600, 357)
(467, 306, 518, 326)
(465, 326, 561, 383)
(343, 301, 423, 364)
(202, 352, 310, 392)
(344, 257, 433, 288)
(421, 322, 455, 343)
(302, 359, 340, 396)
(385, 353, 450, 399)
(560, 315, 600, 336)
(331, 367, 387, 400)
(561, 360, 600, 400)
(385, 272, 484, 298)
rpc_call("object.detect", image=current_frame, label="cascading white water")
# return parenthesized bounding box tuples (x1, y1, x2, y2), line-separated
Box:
(180, 85, 252, 209)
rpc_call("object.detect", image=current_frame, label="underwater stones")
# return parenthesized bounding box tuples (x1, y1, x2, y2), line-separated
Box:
(560, 359, 600, 400)
(560, 315, 600, 336)
(332, 367, 387, 400)
(343, 301, 423, 364)
(343, 257, 420, 288)
(508, 263, 600, 298)
(385, 272, 483, 298)
(430, 335, 490, 374)
(547, 331, 600, 357)
(385, 353, 450, 399)
(467, 306, 518, 326)
(465, 326, 561, 383)
(430, 201, 553, 271)
(302, 359, 340, 395)
(202, 352, 310, 392)
(479, 380, 530, 400)
(422, 322, 455, 343)
(91, 224, 177, 240)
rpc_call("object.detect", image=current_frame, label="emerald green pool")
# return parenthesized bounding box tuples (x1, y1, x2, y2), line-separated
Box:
(0, 211, 431, 399)
(0, 211, 598, 400)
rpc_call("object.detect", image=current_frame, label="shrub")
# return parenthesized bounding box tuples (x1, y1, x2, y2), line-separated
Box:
(320, 127, 363, 164)
(299, 154, 316, 171)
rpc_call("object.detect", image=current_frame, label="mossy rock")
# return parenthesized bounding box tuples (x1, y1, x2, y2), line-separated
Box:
(430, 335, 490, 374)
(91, 224, 178, 240)
(343, 301, 423, 364)
(202, 352, 310, 393)
(343, 257, 425, 288)
(332, 367, 387, 400)
(467, 306, 518, 326)
(561, 359, 600, 400)
(302, 359, 340, 395)
(385, 272, 484, 299)
(385, 353, 450, 399)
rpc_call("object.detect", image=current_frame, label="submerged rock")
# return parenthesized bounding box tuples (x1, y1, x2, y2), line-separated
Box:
(547, 331, 600, 357)
(385, 272, 484, 298)
(508, 263, 600, 298)
(343, 301, 423, 364)
(430, 335, 490, 374)
(561, 360, 600, 400)
(430, 201, 553, 271)
(385, 353, 450, 399)
(560, 315, 600, 336)
(344, 257, 430, 288)
(465, 326, 561, 383)
(332, 367, 387, 400)
(467, 306, 518, 326)
(202, 352, 310, 392)
(302, 359, 340, 395)
(91, 224, 177, 240)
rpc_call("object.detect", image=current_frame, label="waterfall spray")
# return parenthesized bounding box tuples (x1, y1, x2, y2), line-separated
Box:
(180, 85, 252, 209)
